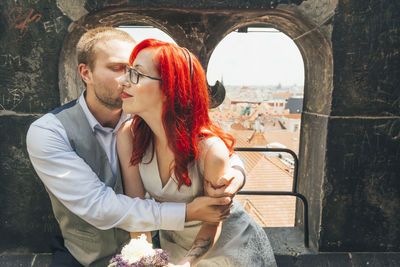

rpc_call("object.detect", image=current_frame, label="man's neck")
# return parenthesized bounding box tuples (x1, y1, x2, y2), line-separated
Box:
(86, 99, 122, 129)
(96, 108, 122, 128)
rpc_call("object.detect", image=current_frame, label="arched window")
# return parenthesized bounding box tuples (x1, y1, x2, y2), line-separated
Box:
(207, 26, 305, 227)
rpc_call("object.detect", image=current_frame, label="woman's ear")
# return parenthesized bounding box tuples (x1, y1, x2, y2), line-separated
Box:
(78, 63, 92, 85)
(160, 85, 167, 103)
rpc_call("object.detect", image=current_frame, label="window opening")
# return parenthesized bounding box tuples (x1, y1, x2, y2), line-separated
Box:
(207, 26, 305, 227)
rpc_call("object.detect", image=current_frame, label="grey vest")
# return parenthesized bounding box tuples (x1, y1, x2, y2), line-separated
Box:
(48, 99, 130, 266)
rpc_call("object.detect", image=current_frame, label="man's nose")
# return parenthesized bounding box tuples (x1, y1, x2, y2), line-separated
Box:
(117, 72, 130, 86)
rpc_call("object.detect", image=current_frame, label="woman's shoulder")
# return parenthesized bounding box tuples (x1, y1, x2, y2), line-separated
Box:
(197, 134, 228, 160)
(198, 134, 221, 149)
(117, 119, 134, 143)
(197, 134, 229, 175)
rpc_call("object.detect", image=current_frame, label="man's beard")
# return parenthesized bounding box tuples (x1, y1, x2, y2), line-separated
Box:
(95, 91, 122, 109)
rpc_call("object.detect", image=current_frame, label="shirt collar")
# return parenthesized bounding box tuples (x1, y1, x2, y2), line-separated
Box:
(78, 90, 131, 133)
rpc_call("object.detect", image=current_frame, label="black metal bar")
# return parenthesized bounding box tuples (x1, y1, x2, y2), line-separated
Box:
(233, 147, 308, 248)
(237, 190, 309, 248)
(234, 147, 299, 193)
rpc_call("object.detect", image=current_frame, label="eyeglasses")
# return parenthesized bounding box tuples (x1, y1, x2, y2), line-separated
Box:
(124, 65, 161, 84)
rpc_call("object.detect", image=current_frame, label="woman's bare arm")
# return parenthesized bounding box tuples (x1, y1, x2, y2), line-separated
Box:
(178, 139, 230, 266)
(117, 120, 152, 242)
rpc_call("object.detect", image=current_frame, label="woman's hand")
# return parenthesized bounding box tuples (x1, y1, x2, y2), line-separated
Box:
(204, 167, 244, 197)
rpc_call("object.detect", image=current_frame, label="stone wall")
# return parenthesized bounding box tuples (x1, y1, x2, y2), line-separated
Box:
(321, 0, 400, 251)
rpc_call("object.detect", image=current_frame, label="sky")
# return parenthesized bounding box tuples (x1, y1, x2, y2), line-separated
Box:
(119, 26, 304, 86)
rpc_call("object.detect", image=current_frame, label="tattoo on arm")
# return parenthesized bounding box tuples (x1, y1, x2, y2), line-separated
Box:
(186, 238, 212, 260)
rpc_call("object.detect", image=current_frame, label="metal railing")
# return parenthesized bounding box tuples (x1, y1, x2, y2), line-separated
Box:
(235, 147, 309, 248)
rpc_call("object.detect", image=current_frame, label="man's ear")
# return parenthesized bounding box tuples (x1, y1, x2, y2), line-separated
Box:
(78, 63, 92, 85)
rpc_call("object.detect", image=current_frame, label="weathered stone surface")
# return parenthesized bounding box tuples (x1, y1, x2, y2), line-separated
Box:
(277, 253, 352, 267)
(31, 254, 53, 267)
(321, 117, 400, 251)
(0, 254, 35, 267)
(264, 227, 314, 255)
(278, 0, 338, 41)
(0, 254, 52, 267)
(331, 0, 400, 116)
(295, 112, 329, 250)
(350, 253, 400, 267)
(83, 0, 304, 11)
(0, 115, 60, 253)
(0, 1, 71, 113)
(2, 252, 399, 267)
(276, 253, 400, 267)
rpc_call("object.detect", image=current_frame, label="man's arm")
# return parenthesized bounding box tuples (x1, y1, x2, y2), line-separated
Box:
(26, 114, 185, 232)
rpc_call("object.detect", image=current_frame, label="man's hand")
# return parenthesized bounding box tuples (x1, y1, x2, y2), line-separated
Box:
(204, 167, 244, 198)
(185, 196, 232, 223)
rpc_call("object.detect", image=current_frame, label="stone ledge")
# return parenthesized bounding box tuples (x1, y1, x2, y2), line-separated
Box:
(1, 253, 399, 267)
(264, 227, 315, 255)
(0, 254, 52, 267)
(1, 227, 399, 266)
(276, 253, 400, 267)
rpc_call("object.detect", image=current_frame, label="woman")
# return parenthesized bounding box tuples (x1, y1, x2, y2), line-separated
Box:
(117, 39, 276, 266)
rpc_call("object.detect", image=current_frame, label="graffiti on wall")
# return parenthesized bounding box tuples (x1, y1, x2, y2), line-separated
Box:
(8, 7, 42, 42)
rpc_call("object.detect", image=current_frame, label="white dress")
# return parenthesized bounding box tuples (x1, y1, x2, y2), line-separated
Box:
(139, 137, 277, 267)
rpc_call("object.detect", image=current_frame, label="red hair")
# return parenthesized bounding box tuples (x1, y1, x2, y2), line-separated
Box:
(129, 39, 234, 188)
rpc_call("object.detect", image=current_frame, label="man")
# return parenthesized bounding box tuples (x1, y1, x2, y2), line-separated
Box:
(26, 27, 245, 267)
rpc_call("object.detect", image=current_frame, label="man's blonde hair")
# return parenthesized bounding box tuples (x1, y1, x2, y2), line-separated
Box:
(77, 27, 135, 69)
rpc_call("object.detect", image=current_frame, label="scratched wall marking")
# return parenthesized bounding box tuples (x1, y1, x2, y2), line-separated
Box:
(23, 44, 45, 72)
(11, 0, 41, 4)
(1, 89, 25, 111)
(0, 54, 22, 67)
(43, 16, 65, 33)
(104, 0, 129, 7)
(8, 7, 42, 42)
